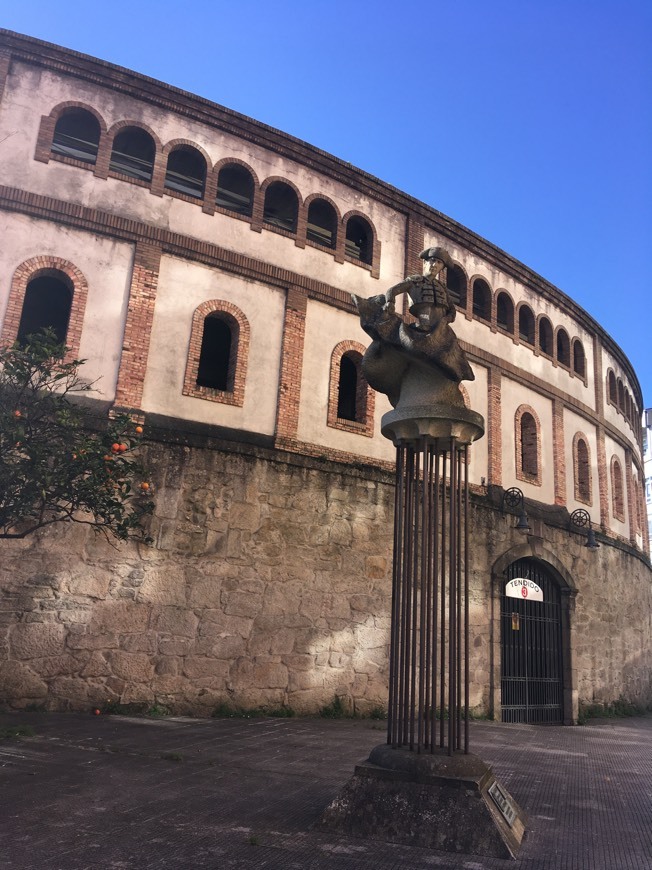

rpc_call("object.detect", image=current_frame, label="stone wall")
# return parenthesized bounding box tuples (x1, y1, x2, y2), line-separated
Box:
(1, 436, 651, 718)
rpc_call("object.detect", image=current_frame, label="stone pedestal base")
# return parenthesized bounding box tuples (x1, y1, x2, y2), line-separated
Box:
(318, 745, 526, 860)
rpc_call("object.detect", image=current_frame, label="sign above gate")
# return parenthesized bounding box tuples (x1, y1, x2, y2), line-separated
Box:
(505, 577, 543, 602)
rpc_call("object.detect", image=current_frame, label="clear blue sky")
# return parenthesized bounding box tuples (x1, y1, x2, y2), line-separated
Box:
(3, 0, 651, 406)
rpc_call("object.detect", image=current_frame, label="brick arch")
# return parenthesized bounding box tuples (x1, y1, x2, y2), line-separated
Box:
(554, 325, 571, 368)
(161, 138, 213, 170)
(303, 192, 343, 223)
(445, 261, 469, 312)
(515, 301, 535, 346)
(106, 119, 162, 149)
(212, 156, 261, 189)
(468, 274, 493, 324)
(606, 368, 617, 406)
(1, 256, 89, 359)
(327, 340, 375, 437)
(514, 403, 542, 486)
(259, 174, 303, 204)
(341, 209, 380, 277)
(495, 289, 515, 333)
(302, 193, 342, 252)
(572, 431, 592, 505)
(35, 101, 108, 165)
(610, 455, 625, 522)
(536, 313, 554, 357)
(258, 175, 303, 237)
(182, 300, 250, 407)
(571, 337, 586, 380)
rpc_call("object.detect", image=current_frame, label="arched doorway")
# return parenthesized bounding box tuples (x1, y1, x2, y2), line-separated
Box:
(500, 558, 564, 724)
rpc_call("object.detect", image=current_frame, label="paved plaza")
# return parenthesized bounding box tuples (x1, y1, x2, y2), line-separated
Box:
(1, 711, 651, 869)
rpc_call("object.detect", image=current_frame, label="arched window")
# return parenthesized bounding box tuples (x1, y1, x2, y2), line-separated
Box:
(572, 340, 586, 378)
(306, 199, 337, 249)
(52, 108, 100, 164)
(496, 292, 514, 333)
(446, 265, 467, 309)
(611, 456, 624, 521)
(164, 146, 206, 198)
(472, 279, 491, 322)
(216, 164, 254, 216)
(573, 435, 591, 504)
(617, 379, 625, 412)
(515, 406, 540, 484)
(110, 127, 156, 182)
(337, 354, 360, 421)
(539, 317, 553, 357)
(263, 181, 298, 232)
(518, 305, 535, 345)
(183, 300, 249, 407)
(17, 273, 73, 345)
(327, 341, 374, 436)
(345, 216, 373, 265)
(608, 370, 617, 405)
(557, 329, 570, 367)
(196, 314, 235, 391)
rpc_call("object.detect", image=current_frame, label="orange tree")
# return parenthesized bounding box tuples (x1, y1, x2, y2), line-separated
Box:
(0, 332, 153, 540)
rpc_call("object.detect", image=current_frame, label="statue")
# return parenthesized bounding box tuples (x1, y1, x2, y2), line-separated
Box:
(352, 247, 474, 412)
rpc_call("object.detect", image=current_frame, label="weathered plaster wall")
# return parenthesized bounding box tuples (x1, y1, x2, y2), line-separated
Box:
(1, 440, 650, 718)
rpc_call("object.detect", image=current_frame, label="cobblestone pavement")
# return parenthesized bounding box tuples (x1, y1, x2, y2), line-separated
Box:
(1, 712, 651, 869)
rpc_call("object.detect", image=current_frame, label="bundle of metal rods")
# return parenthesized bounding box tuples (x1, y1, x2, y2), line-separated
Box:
(387, 436, 470, 755)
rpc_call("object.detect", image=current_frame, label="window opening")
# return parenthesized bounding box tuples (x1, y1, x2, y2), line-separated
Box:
(617, 380, 625, 411)
(519, 306, 535, 345)
(51, 109, 100, 164)
(575, 438, 590, 502)
(337, 354, 359, 421)
(110, 127, 155, 182)
(216, 165, 254, 216)
(557, 329, 570, 367)
(608, 371, 617, 404)
(165, 147, 206, 198)
(345, 216, 372, 264)
(539, 317, 553, 356)
(611, 458, 624, 519)
(263, 182, 298, 232)
(520, 412, 538, 477)
(572, 340, 585, 378)
(446, 265, 467, 309)
(196, 315, 233, 391)
(306, 199, 337, 248)
(17, 275, 72, 345)
(496, 292, 514, 332)
(472, 279, 491, 322)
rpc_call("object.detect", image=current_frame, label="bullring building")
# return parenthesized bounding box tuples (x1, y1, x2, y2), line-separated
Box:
(0, 31, 649, 725)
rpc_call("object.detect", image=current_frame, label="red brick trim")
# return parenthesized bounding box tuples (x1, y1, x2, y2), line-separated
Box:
(113, 242, 161, 410)
(1, 255, 88, 359)
(596, 426, 609, 529)
(341, 209, 381, 279)
(552, 399, 566, 505)
(404, 216, 424, 278)
(610, 454, 625, 522)
(571, 337, 587, 384)
(514, 403, 542, 486)
(536, 313, 554, 357)
(275, 286, 307, 442)
(182, 299, 249, 407)
(487, 368, 502, 486)
(571, 431, 592, 506)
(34, 101, 107, 165)
(470, 276, 492, 325)
(555, 325, 571, 371)
(327, 340, 375, 437)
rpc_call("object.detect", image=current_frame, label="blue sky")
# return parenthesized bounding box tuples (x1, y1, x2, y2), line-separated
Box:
(3, 0, 651, 406)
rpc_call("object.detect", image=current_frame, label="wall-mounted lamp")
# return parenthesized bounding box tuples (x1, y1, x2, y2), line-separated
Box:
(502, 487, 531, 535)
(569, 508, 600, 551)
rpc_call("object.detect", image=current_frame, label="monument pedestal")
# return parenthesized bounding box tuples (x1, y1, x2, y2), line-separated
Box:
(319, 745, 526, 859)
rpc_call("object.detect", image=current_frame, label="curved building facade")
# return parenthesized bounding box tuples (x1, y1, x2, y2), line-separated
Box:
(0, 31, 649, 722)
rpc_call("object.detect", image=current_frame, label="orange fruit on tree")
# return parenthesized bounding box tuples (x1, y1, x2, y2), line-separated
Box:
(140, 481, 150, 491)
(111, 443, 120, 453)
(135, 425, 143, 434)
(119, 443, 127, 452)
(13, 410, 21, 418)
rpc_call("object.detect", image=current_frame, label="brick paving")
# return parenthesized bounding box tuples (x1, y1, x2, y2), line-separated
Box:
(1, 712, 651, 869)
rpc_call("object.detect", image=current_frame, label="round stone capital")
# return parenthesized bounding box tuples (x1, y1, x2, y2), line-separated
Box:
(381, 404, 485, 446)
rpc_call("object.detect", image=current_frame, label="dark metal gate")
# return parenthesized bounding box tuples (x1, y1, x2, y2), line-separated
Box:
(500, 558, 563, 724)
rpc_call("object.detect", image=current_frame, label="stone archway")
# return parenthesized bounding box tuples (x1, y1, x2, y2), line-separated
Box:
(491, 546, 576, 724)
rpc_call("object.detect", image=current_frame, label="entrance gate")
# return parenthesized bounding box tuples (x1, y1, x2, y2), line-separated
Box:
(500, 558, 564, 724)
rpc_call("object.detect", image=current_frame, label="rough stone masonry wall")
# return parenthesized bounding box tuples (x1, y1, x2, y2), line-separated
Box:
(0, 439, 651, 717)
(0, 441, 395, 715)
